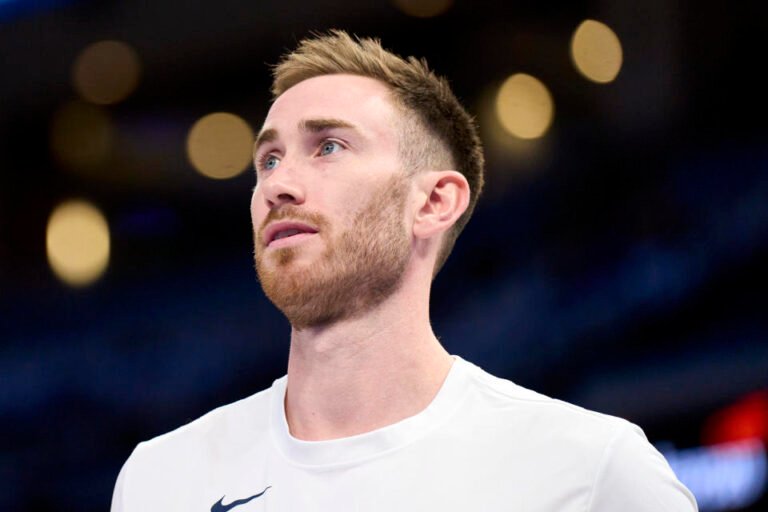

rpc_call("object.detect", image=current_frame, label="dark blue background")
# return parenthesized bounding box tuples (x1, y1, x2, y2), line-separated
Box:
(1, 1, 767, 510)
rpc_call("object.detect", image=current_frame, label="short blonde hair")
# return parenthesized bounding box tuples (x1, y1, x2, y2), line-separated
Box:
(272, 30, 485, 276)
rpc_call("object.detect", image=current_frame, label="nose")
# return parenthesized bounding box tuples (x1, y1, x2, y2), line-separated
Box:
(260, 167, 305, 209)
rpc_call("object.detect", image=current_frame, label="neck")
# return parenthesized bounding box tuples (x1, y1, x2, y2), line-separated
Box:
(283, 276, 452, 441)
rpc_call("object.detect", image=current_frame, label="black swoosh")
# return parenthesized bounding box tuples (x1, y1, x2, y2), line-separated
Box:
(211, 486, 272, 512)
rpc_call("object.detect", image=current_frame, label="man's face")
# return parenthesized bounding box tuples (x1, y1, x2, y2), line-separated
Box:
(250, 74, 413, 328)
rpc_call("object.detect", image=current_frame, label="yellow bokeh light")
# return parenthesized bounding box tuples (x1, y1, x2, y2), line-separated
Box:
(72, 40, 142, 105)
(392, 0, 453, 17)
(50, 101, 114, 170)
(187, 112, 254, 179)
(46, 200, 111, 287)
(571, 19, 623, 83)
(495, 73, 554, 140)
(474, 83, 553, 194)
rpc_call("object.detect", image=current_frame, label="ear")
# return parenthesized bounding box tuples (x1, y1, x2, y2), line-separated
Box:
(412, 170, 470, 241)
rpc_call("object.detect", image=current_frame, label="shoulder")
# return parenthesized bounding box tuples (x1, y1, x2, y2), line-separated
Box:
(112, 380, 278, 510)
(455, 358, 648, 466)
(137, 381, 275, 457)
(455, 358, 698, 511)
(459, 357, 634, 441)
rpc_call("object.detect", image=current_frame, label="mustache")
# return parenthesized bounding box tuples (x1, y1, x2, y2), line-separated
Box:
(258, 206, 330, 241)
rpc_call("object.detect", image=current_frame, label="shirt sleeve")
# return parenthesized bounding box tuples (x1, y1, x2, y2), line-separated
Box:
(588, 423, 698, 512)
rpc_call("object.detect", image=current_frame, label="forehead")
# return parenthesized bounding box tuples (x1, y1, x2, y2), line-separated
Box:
(262, 74, 400, 137)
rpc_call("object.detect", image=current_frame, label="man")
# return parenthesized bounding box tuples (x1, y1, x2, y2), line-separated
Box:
(112, 31, 697, 511)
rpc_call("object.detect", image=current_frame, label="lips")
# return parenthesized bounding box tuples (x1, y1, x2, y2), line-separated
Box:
(263, 221, 319, 247)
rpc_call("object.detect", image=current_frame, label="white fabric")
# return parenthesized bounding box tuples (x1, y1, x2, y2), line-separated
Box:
(112, 356, 697, 511)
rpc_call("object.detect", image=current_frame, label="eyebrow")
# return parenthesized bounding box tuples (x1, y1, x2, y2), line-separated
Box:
(253, 118, 358, 159)
(300, 118, 356, 133)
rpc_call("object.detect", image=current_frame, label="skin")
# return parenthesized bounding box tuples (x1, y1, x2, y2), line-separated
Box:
(250, 74, 470, 441)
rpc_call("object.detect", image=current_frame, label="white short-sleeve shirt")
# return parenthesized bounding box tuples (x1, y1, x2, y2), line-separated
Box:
(112, 356, 697, 511)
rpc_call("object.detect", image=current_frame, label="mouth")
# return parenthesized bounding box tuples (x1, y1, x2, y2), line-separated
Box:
(264, 221, 319, 248)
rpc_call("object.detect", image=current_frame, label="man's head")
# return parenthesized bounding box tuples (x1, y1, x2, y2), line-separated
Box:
(271, 30, 484, 273)
(251, 31, 484, 328)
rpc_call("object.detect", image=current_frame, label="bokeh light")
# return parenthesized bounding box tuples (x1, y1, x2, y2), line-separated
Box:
(46, 199, 111, 287)
(72, 40, 141, 105)
(570, 19, 623, 84)
(472, 83, 553, 198)
(186, 112, 254, 179)
(392, 0, 452, 17)
(50, 101, 114, 170)
(703, 391, 768, 445)
(478, 74, 556, 208)
(495, 73, 554, 140)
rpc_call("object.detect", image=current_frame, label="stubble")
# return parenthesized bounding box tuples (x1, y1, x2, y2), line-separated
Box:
(254, 174, 411, 329)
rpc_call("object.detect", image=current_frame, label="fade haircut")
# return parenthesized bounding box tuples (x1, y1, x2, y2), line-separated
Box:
(271, 30, 485, 276)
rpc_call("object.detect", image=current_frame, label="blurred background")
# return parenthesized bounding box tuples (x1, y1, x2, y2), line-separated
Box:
(1, 0, 767, 510)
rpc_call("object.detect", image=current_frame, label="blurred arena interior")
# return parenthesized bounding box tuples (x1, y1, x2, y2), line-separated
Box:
(1, 0, 767, 510)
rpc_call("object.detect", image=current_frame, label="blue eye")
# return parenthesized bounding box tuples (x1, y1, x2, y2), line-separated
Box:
(319, 141, 342, 156)
(263, 155, 280, 171)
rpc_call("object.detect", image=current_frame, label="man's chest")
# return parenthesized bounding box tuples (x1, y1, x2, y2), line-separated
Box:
(198, 445, 592, 512)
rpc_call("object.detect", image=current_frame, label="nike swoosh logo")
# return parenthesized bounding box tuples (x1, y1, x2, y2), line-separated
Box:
(211, 486, 272, 512)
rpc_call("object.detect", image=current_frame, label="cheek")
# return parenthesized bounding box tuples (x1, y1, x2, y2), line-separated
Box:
(250, 188, 264, 226)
